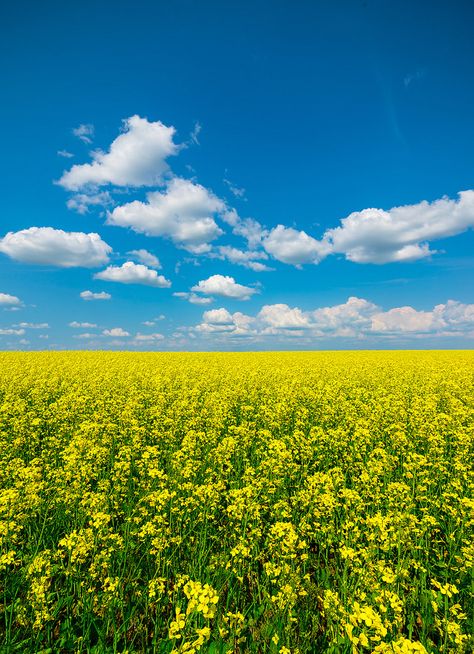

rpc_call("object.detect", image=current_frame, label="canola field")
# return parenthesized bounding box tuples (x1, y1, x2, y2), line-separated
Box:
(0, 351, 472, 654)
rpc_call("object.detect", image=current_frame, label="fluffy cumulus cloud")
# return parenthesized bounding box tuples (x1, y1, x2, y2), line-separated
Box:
(80, 290, 111, 301)
(325, 190, 474, 264)
(312, 297, 378, 336)
(107, 178, 225, 253)
(263, 225, 331, 265)
(371, 307, 439, 333)
(258, 304, 310, 331)
(195, 308, 254, 335)
(94, 261, 171, 287)
(0, 293, 21, 306)
(103, 327, 130, 337)
(59, 115, 179, 190)
(127, 249, 161, 268)
(259, 190, 474, 268)
(189, 297, 474, 341)
(0, 227, 111, 268)
(371, 300, 474, 334)
(191, 274, 257, 300)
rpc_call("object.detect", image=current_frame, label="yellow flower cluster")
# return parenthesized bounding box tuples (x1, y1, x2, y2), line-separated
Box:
(0, 350, 472, 652)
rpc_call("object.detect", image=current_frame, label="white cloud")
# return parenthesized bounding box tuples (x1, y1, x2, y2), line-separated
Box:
(127, 249, 161, 268)
(371, 306, 439, 333)
(215, 246, 273, 272)
(312, 297, 378, 335)
(94, 261, 171, 287)
(0, 328, 25, 335)
(0, 227, 112, 267)
(103, 327, 130, 337)
(0, 293, 21, 306)
(202, 308, 234, 324)
(325, 190, 474, 264)
(14, 322, 49, 329)
(133, 332, 164, 341)
(190, 121, 202, 145)
(258, 304, 310, 330)
(107, 178, 225, 253)
(80, 290, 111, 301)
(196, 307, 254, 336)
(188, 297, 474, 341)
(370, 299, 474, 334)
(263, 225, 331, 265)
(66, 191, 112, 214)
(224, 177, 246, 199)
(232, 217, 266, 249)
(69, 321, 97, 328)
(73, 123, 94, 144)
(191, 274, 257, 300)
(58, 150, 74, 158)
(435, 299, 474, 328)
(173, 292, 213, 305)
(60, 116, 178, 190)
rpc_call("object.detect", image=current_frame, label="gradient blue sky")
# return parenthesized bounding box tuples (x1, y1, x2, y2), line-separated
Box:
(1, 0, 473, 350)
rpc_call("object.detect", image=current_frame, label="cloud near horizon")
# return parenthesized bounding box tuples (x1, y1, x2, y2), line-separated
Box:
(191, 297, 474, 340)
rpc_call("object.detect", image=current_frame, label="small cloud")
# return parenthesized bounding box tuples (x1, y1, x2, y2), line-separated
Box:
(263, 225, 330, 266)
(0, 328, 25, 335)
(80, 290, 111, 301)
(69, 321, 97, 328)
(94, 261, 171, 288)
(190, 121, 202, 145)
(66, 191, 113, 215)
(214, 245, 273, 271)
(0, 292, 22, 306)
(14, 322, 49, 329)
(57, 150, 74, 158)
(103, 327, 130, 337)
(404, 69, 425, 87)
(173, 292, 213, 305)
(73, 123, 94, 144)
(224, 177, 246, 199)
(127, 249, 161, 268)
(191, 274, 258, 300)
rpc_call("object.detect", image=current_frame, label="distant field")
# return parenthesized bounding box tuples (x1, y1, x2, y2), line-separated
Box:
(0, 352, 472, 653)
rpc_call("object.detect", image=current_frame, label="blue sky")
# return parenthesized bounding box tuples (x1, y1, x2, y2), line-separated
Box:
(1, 0, 473, 350)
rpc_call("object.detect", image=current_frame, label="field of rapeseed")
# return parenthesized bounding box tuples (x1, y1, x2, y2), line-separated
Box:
(0, 351, 472, 654)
